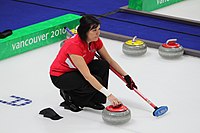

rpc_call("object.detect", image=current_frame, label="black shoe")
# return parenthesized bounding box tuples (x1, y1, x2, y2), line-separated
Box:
(85, 102, 105, 110)
(59, 90, 82, 112)
(60, 101, 82, 112)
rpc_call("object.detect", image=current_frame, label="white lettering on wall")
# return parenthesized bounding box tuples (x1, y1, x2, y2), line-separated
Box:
(157, 0, 170, 5)
(11, 33, 49, 50)
(11, 27, 66, 51)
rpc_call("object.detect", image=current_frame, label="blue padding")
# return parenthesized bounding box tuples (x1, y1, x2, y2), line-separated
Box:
(0, 0, 127, 30)
(0, 0, 73, 30)
(100, 13, 200, 51)
(153, 106, 168, 117)
(13, 0, 128, 15)
(104, 12, 200, 36)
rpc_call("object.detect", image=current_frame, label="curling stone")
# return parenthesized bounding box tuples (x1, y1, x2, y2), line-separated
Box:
(102, 104, 131, 125)
(159, 39, 184, 58)
(66, 28, 77, 39)
(60, 28, 78, 47)
(122, 36, 147, 56)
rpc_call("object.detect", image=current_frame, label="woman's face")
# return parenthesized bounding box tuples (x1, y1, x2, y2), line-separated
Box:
(86, 25, 100, 43)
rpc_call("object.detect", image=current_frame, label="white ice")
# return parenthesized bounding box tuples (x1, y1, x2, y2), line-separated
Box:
(1, 0, 200, 132)
(1, 37, 200, 133)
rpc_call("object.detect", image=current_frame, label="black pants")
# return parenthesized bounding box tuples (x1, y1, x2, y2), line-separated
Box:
(50, 59, 110, 107)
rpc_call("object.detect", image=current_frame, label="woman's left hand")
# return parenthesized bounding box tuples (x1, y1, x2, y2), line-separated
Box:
(124, 75, 138, 90)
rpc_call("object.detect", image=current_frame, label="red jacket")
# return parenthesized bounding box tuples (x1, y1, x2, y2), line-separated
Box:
(50, 34, 103, 76)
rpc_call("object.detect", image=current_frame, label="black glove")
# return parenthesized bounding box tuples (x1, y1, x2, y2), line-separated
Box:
(124, 75, 137, 90)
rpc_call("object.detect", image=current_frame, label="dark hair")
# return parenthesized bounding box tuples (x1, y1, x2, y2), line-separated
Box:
(77, 15, 100, 41)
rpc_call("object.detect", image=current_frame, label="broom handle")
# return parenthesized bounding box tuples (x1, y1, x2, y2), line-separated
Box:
(95, 53, 157, 109)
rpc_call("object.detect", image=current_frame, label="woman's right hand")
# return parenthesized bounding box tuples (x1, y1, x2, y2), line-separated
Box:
(107, 94, 122, 107)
